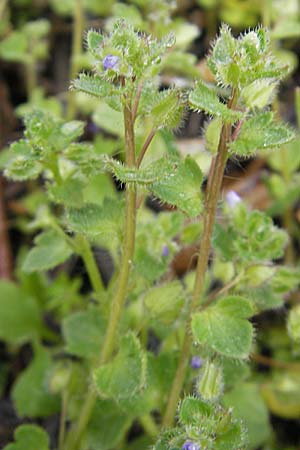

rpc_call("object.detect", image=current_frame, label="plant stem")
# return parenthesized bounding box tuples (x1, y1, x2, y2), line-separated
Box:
(76, 234, 104, 294)
(162, 92, 237, 428)
(59, 390, 69, 450)
(25, 61, 37, 99)
(64, 101, 137, 450)
(137, 127, 157, 167)
(140, 414, 159, 439)
(67, 0, 84, 119)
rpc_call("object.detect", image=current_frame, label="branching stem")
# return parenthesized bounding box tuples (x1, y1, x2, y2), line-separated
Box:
(162, 90, 238, 427)
(64, 98, 137, 450)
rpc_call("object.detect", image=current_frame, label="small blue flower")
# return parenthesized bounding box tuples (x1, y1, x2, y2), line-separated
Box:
(225, 190, 241, 209)
(103, 54, 120, 71)
(190, 356, 203, 369)
(182, 441, 201, 450)
(162, 245, 169, 257)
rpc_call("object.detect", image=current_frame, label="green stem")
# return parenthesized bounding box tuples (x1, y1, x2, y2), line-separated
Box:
(140, 414, 159, 439)
(25, 61, 37, 99)
(162, 91, 237, 428)
(64, 101, 137, 450)
(76, 234, 104, 294)
(59, 390, 69, 450)
(67, 0, 84, 119)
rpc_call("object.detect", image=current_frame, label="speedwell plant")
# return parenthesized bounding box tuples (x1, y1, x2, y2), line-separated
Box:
(2, 20, 299, 450)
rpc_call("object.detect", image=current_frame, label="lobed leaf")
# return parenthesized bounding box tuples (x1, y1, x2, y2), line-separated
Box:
(12, 349, 60, 418)
(65, 198, 123, 238)
(63, 307, 106, 359)
(0, 281, 42, 345)
(71, 73, 118, 101)
(229, 112, 295, 155)
(189, 81, 242, 123)
(192, 296, 254, 359)
(3, 424, 50, 450)
(150, 156, 203, 217)
(142, 281, 185, 325)
(93, 333, 147, 401)
(22, 230, 73, 273)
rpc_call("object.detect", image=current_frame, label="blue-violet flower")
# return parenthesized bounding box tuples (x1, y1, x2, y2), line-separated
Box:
(190, 356, 203, 369)
(162, 245, 169, 257)
(103, 55, 120, 71)
(182, 441, 201, 450)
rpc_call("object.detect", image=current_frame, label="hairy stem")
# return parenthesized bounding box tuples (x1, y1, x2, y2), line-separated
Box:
(64, 101, 136, 450)
(162, 92, 238, 427)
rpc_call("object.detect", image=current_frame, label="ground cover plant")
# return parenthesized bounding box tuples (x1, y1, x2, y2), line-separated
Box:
(1, 2, 300, 450)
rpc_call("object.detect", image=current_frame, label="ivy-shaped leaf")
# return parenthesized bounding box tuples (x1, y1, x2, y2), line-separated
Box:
(150, 156, 203, 217)
(4, 140, 42, 181)
(189, 81, 242, 123)
(22, 230, 73, 273)
(65, 198, 123, 238)
(229, 112, 295, 155)
(86, 399, 132, 450)
(71, 74, 119, 104)
(143, 281, 185, 325)
(150, 89, 185, 129)
(93, 333, 147, 401)
(0, 281, 42, 345)
(12, 349, 60, 418)
(3, 424, 50, 450)
(63, 306, 106, 359)
(192, 296, 254, 359)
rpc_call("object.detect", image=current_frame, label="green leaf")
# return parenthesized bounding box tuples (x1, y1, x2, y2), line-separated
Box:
(197, 361, 223, 401)
(86, 399, 132, 450)
(189, 81, 242, 123)
(12, 349, 60, 418)
(205, 117, 222, 154)
(229, 112, 295, 155)
(71, 74, 117, 100)
(241, 79, 277, 109)
(104, 155, 203, 216)
(223, 383, 271, 449)
(63, 306, 106, 359)
(143, 281, 185, 325)
(22, 230, 73, 273)
(3, 424, 50, 450)
(23, 110, 85, 153)
(150, 156, 203, 217)
(86, 30, 104, 56)
(211, 24, 236, 65)
(47, 178, 85, 207)
(179, 396, 213, 426)
(0, 281, 42, 345)
(5, 140, 42, 181)
(93, 333, 147, 401)
(0, 31, 29, 63)
(150, 89, 184, 129)
(192, 296, 254, 359)
(66, 198, 123, 238)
